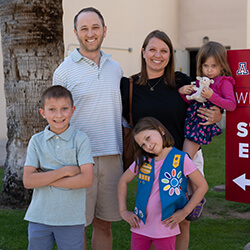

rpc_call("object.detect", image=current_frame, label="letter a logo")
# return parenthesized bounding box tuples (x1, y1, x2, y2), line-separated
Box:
(236, 62, 249, 75)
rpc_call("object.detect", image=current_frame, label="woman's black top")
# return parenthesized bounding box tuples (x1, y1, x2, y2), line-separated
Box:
(120, 71, 191, 150)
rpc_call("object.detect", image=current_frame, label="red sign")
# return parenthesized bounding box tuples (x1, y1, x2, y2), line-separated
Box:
(226, 49, 250, 204)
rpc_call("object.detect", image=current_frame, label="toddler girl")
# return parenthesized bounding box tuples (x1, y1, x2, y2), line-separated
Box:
(179, 41, 237, 160)
(178, 41, 236, 221)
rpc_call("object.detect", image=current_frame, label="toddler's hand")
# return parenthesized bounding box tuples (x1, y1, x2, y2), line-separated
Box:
(201, 86, 213, 99)
(120, 210, 140, 228)
(178, 85, 194, 95)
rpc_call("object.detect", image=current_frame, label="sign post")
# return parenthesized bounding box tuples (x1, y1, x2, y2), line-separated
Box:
(226, 49, 250, 204)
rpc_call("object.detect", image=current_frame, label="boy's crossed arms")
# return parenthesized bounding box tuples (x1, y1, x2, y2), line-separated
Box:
(23, 163, 93, 189)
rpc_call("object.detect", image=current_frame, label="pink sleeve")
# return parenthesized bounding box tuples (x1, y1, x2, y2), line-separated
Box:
(178, 88, 192, 104)
(209, 78, 237, 111)
(183, 155, 197, 177)
(129, 161, 139, 175)
(178, 79, 200, 105)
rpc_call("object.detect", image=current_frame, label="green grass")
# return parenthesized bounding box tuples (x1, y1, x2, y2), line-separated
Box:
(189, 218, 250, 249)
(0, 209, 28, 250)
(1, 131, 250, 249)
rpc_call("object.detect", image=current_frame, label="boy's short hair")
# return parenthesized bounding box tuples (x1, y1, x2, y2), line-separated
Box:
(41, 85, 74, 108)
(74, 7, 105, 31)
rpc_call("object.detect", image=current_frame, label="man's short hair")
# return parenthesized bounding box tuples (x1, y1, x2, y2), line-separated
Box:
(74, 7, 105, 30)
(41, 85, 74, 108)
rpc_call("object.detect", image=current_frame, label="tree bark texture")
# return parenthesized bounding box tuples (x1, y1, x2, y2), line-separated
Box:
(0, 0, 64, 207)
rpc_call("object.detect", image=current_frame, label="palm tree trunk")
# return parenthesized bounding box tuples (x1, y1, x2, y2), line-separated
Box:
(0, 0, 64, 207)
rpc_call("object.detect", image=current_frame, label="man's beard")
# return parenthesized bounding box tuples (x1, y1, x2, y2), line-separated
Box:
(78, 34, 104, 53)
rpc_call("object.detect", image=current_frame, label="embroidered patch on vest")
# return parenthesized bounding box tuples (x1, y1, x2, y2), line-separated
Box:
(173, 154, 181, 168)
(138, 162, 152, 183)
(161, 168, 183, 196)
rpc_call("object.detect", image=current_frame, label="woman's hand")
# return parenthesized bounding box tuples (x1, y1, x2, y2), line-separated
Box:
(120, 210, 140, 228)
(197, 105, 222, 126)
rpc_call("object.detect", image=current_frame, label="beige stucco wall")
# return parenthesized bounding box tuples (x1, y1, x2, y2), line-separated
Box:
(179, 0, 248, 50)
(62, 0, 179, 77)
(247, 0, 250, 48)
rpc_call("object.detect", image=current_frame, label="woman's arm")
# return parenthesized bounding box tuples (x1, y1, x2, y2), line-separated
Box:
(120, 77, 130, 124)
(118, 168, 140, 228)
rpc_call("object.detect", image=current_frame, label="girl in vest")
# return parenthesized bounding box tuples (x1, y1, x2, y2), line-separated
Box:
(118, 117, 208, 250)
(178, 41, 236, 220)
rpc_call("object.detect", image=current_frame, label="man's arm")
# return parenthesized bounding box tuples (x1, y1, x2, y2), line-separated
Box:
(23, 165, 80, 189)
(49, 163, 94, 189)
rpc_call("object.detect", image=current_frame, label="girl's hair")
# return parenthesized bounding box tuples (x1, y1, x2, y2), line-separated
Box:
(133, 117, 174, 171)
(41, 85, 74, 108)
(132, 30, 176, 88)
(196, 41, 232, 77)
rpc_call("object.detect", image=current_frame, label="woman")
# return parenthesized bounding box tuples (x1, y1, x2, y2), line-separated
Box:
(120, 30, 222, 250)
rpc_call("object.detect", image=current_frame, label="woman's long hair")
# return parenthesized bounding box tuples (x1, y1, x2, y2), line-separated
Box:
(132, 30, 176, 88)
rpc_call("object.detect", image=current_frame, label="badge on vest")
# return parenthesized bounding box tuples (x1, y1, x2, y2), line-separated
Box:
(138, 162, 152, 183)
(134, 162, 154, 221)
(173, 154, 181, 168)
(161, 167, 183, 196)
(161, 154, 183, 196)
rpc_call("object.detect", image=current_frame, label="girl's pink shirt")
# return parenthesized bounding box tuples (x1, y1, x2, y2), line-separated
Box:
(179, 76, 236, 111)
(129, 155, 197, 238)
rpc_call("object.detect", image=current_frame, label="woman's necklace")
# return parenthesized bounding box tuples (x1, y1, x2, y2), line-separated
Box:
(147, 76, 163, 91)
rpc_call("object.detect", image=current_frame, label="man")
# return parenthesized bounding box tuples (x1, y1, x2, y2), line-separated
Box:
(53, 7, 123, 250)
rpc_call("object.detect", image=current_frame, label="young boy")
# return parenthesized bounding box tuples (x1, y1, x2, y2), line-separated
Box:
(23, 85, 94, 250)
